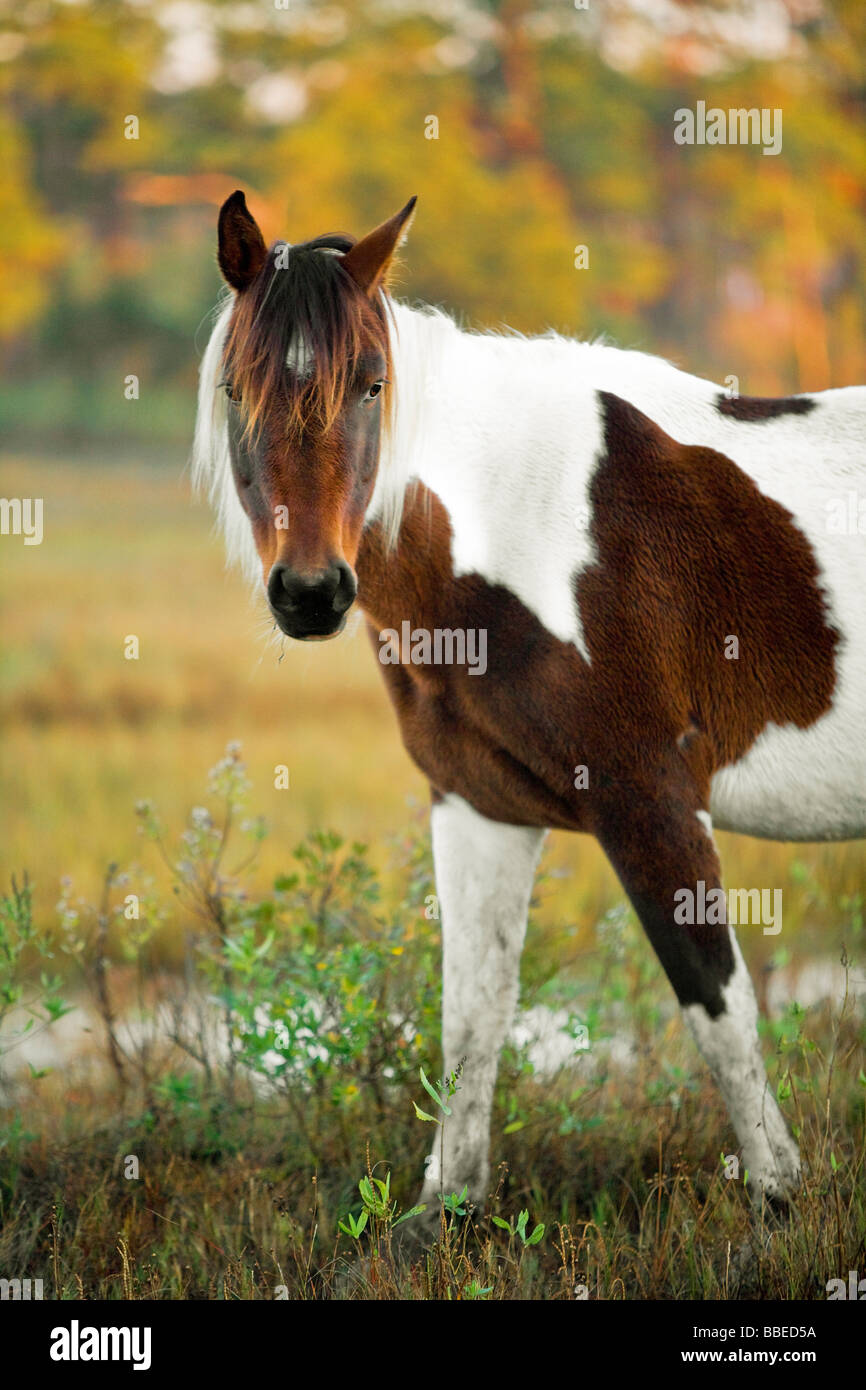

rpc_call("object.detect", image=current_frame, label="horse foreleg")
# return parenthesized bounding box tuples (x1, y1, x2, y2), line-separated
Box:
(416, 793, 545, 1217)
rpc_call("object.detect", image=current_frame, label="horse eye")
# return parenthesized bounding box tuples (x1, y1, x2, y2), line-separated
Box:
(223, 381, 241, 404)
(362, 380, 385, 403)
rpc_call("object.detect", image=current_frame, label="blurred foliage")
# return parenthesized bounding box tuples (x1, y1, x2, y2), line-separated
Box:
(0, 0, 865, 445)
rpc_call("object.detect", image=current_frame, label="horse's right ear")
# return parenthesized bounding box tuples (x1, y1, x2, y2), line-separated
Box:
(342, 197, 417, 297)
(217, 190, 268, 291)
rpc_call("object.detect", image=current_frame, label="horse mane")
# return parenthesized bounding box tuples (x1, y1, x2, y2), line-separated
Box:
(193, 294, 258, 580)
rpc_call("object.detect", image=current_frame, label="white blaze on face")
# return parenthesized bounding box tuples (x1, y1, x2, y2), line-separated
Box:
(286, 334, 314, 378)
(279, 245, 343, 380)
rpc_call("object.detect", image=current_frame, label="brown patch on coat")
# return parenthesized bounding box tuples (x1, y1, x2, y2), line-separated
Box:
(358, 487, 594, 832)
(583, 391, 838, 792)
(716, 393, 815, 422)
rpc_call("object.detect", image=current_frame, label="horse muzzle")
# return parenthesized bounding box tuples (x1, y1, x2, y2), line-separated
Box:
(267, 560, 356, 640)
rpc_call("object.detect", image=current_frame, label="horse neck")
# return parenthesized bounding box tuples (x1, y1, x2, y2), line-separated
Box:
(368, 301, 595, 549)
(358, 302, 591, 633)
(369, 301, 547, 534)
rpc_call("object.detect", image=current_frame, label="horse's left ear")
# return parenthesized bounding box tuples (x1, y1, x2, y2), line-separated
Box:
(342, 197, 417, 297)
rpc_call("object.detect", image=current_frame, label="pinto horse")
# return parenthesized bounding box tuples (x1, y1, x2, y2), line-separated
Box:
(194, 191, 866, 1214)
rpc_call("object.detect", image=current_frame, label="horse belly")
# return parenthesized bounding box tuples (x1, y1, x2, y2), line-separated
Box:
(709, 705, 866, 842)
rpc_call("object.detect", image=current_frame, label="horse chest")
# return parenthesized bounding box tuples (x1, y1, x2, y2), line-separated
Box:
(370, 640, 591, 829)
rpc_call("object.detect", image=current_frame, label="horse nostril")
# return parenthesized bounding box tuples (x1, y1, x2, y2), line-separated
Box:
(316, 565, 341, 606)
(268, 561, 356, 616)
(268, 563, 298, 609)
(332, 561, 357, 615)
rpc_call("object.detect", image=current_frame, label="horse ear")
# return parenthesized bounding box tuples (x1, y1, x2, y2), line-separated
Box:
(218, 190, 268, 291)
(342, 197, 417, 297)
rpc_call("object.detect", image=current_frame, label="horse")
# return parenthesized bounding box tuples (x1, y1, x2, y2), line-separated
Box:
(193, 190, 866, 1220)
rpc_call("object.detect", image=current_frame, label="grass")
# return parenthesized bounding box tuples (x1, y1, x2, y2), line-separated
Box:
(2, 1049, 863, 1300)
(0, 452, 864, 1299)
(0, 849, 863, 1300)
